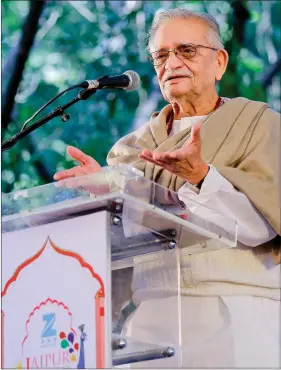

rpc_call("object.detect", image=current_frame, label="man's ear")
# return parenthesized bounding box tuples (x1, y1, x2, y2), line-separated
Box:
(215, 49, 229, 81)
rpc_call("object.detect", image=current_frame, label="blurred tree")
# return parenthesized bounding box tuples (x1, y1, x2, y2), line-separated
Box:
(1, 0, 280, 193)
(2, 0, 46, 129)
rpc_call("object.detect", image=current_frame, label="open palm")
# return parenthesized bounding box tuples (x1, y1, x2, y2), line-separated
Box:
(54, 146, 101, 180)
(53, 146, 110, 195)
(139, 122, 209, 184)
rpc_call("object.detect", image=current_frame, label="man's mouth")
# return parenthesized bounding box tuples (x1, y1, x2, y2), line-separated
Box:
(165, 75, 187, 82)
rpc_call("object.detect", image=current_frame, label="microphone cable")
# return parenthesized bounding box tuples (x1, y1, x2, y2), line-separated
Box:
(20, 83, 83, 131)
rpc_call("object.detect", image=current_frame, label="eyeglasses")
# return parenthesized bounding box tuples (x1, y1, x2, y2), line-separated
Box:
(149, 43, 219, 66)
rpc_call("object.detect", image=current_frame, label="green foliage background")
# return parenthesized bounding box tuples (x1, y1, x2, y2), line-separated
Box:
(2, 0, 281, 193)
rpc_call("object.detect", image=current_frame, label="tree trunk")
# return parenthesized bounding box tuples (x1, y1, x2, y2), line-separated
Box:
(1, 0, 54, 185)
(260, 54, 281, 88)
(220, 0, 250, 98)
(2, 0, 46, 131)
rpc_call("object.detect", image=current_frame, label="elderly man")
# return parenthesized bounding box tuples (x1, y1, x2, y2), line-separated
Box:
(54, 9, 280, 368)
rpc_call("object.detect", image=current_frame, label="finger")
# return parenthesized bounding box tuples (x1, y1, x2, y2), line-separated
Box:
(140, 149, 154, 158)
(54, 169, 76, 180)
(140, 155, 179, 174)
(139, 153, 157, 163)
(153, 152, 168, 161)
(150, 149, 182, 163)
(166, 149, 190, 162)
(166, 150, 179, 159)
(67, 146, 91, 165)
(55, 168, 89, 188)
(160, 155, 180, 163)
(191, 122, 203, 142)
(139, 152, 154, 161)
(153, 151, 180, 163)
(139, 153, 166, 167)
(53, 166, 85, 180)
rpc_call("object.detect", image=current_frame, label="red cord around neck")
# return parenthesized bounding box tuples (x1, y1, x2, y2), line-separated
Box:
(167, 96, 222, 135)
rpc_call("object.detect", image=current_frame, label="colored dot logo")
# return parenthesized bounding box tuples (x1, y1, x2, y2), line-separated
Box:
(59, 331, 79, 362)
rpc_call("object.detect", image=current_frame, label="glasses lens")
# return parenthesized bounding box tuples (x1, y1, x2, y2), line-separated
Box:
(150, 51, 169, 66)
(177, 44, 196, 59)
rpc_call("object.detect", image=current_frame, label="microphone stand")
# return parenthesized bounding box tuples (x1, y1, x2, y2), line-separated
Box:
(1, 87, 98, 152)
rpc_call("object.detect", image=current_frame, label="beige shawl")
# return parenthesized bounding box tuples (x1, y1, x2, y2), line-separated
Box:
(107, 97, 280, 240)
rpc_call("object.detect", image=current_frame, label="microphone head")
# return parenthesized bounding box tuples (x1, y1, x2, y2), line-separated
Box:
(123, 70, 140, 91)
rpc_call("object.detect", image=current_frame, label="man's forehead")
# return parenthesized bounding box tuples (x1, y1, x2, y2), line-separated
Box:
(151, 18, 207, 51)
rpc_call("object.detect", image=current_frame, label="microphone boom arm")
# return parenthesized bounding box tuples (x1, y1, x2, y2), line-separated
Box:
(1, 87, 97, 152)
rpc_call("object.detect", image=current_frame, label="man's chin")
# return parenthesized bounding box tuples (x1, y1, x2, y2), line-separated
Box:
(165, 86, 191, 99)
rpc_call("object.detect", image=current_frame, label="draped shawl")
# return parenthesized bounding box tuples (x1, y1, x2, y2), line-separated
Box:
(107, 97, 280, 262)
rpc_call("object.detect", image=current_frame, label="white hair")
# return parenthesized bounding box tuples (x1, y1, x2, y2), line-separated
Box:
(147, 9, 224, 52)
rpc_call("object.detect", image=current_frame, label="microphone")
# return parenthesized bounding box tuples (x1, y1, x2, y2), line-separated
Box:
(80, 70, 140, 91)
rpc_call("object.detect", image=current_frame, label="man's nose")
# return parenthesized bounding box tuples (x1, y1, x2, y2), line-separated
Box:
(165, 51, 184, 70)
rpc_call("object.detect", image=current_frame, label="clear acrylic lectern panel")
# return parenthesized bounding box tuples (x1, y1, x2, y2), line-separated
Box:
(2, 166, 237, 368)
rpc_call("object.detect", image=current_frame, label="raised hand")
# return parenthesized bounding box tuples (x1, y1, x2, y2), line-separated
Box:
(54, 146, 101, 180)
(138, 122, 209, 184)
(53, 146, 109, 195)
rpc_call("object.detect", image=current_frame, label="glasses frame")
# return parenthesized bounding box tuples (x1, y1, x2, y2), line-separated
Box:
(149, 43, 219, 67)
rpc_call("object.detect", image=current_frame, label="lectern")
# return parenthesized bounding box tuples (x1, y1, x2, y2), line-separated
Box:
(2, 166, 237, 368)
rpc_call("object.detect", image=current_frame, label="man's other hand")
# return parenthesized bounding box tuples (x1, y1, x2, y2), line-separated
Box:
(138, 122, 209, 185)
(53, 146, 101, 180)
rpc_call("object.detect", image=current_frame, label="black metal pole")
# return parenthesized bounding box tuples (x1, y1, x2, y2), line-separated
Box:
(1, 88, 97, 152)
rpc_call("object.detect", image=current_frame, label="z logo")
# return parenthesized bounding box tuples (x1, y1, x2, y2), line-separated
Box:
(41, 313, 56, 346)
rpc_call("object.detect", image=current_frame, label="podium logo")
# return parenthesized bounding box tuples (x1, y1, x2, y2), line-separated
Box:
(41, 313, 57, 347)
(14, 298, 87, 368)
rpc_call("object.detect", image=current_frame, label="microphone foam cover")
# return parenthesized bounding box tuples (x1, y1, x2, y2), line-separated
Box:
(124, 70, 141, 91)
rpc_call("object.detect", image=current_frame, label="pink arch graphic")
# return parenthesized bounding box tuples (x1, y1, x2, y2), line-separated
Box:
(1, 237, 105, 368)
(21, 297, 77, 350)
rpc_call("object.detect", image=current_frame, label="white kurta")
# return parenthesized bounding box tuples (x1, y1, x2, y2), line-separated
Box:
(174, 115, 277, 246)
(120, 115, 280, 368)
